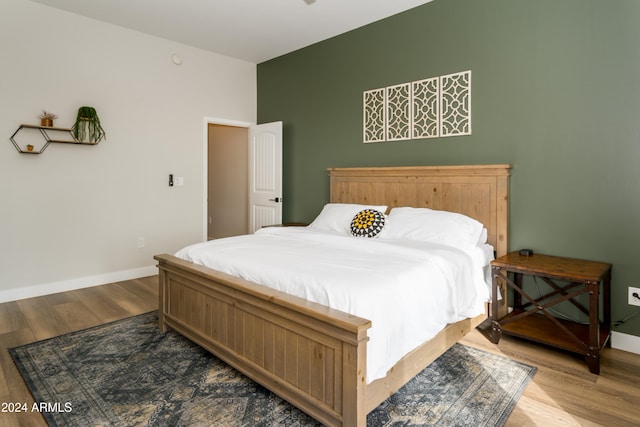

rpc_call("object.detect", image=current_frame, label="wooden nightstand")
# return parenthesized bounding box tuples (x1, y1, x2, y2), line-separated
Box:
(490, 252, 611, 374)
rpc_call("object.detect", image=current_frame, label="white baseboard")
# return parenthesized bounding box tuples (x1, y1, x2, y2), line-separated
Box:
(0, 265, 157, 304)
(611, 331, 640, 355)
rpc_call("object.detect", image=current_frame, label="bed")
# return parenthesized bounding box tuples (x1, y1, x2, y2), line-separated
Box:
(154, 164, 511, 426)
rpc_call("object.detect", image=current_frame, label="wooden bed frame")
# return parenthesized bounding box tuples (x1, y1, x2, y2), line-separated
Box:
(155, 164, 511, 426)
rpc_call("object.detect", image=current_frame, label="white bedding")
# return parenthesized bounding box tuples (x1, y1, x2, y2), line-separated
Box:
(175, 226, 491, 383)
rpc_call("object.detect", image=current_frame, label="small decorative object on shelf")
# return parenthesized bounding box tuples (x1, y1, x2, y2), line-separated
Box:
(26, 144, 34, 152)
(72, 106, 105, 143)
(39, 110, 58, 127)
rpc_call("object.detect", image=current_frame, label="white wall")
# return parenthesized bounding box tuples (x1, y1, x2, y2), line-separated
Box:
(0, 0, 256, 302)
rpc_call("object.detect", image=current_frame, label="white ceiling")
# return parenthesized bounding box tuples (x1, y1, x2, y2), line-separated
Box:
(29, 0, 433, 63)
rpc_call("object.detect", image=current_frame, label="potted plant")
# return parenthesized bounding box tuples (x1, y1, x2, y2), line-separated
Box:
(26, 144, 34, 152)
(72, 106, 105, 143)
(39, 110, 58, 127)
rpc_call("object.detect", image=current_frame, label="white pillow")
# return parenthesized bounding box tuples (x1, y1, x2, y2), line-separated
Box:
(384, 207, 485, 247)
(308, 203, 388, 235)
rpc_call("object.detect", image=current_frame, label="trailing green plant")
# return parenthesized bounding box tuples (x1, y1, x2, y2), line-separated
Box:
(72, 106, 105, 143)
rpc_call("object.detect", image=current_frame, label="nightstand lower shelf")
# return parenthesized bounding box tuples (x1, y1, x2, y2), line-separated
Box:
(499, 310, 610, 355)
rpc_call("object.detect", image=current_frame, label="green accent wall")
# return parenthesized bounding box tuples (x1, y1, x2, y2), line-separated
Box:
(257, 0, 640, 337)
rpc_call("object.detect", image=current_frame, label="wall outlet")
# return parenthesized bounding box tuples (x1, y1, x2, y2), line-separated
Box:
(629, 286, 640, 307)
(137, 237, 145, 248)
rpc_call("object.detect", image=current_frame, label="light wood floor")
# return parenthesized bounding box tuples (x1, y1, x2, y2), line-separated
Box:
(1, 276, 639, 426)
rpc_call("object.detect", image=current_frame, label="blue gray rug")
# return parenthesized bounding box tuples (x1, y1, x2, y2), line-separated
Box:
(10, 312, 535, 426)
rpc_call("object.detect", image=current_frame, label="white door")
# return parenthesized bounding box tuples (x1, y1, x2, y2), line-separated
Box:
(248, 121, 282, 232)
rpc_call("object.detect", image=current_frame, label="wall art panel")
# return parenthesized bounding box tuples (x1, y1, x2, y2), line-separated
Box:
(363, 88, 386, 143)
(412, 77, 439, 139)
(386, 83, 411, 141)
(363, 70, 471, 143)
(440, 70, 471, 137)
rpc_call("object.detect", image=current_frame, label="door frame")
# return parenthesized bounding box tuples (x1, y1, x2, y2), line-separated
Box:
(202, 116, 254, 242)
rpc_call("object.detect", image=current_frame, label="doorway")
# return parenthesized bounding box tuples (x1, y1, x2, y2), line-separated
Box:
(207, 123, 249, 240)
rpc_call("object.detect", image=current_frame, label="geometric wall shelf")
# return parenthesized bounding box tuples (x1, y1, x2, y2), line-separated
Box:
(10, 124, 98, 155)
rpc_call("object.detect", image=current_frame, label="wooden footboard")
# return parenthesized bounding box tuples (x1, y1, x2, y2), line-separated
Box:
(156, 254, 486, 426)
(155, 254, 372, 427)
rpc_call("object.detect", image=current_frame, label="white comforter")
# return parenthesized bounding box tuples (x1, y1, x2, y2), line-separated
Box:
(175, 227, 490, 383)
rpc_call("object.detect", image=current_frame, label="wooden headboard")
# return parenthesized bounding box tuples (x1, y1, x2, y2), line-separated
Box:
(328, 164, 511, 257)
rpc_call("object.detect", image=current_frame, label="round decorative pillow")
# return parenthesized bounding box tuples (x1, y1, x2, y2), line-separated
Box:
(350, 209, 385, 238)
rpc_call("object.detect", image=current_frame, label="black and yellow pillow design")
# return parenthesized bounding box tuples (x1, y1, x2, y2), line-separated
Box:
(350, 209, 385, 238)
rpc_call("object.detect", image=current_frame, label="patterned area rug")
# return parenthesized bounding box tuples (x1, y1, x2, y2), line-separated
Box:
(11, 312, 535, 426)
